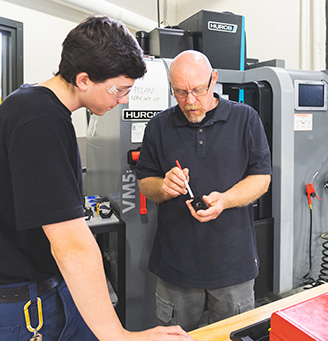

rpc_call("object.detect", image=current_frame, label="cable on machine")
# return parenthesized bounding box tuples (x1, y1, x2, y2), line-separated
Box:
(314, 179, 328, 285)
(302, 176, 328, 289)
(318, 232, 328, 283)
(303, 182, 321, 288)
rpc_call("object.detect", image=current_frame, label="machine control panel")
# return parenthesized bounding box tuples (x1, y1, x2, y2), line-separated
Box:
(294, 79, 327, 111)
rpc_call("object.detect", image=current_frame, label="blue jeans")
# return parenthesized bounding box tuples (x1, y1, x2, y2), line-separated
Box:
(0, 280, 98, 340)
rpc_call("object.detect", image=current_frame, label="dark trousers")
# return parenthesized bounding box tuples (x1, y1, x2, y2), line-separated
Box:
(0, 280, 98, 340)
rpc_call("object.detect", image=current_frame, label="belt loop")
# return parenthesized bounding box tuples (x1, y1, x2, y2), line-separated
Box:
(27, 282, 38, 328)
(28, 282, 38, 306)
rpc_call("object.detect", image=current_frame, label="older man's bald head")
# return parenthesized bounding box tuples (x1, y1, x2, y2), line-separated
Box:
(169, 50, 212, 81)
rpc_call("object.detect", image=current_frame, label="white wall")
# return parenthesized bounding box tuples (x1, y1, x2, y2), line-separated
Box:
(93, 0, 177, 30)
(103, 0, 326, 71)
(96, 0, 320, 71)
(1, 0, 326, 138)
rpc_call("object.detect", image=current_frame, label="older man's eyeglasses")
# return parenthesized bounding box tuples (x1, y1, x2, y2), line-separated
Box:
(103, 84, 132, 99)
(172, 73, 213, 99)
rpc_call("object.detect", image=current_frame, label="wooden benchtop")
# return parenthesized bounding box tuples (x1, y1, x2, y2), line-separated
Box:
(188, 283, 328, 341)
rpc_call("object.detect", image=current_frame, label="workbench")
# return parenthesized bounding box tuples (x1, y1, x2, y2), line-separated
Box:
(189, 283, 328, 341)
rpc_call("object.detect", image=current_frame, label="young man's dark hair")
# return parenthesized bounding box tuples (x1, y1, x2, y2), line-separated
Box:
(56, 15, 147, 85)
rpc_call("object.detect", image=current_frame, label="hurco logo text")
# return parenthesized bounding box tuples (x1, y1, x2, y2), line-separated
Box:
(208, 21, 238, 33)
(122, 110, 160, 121)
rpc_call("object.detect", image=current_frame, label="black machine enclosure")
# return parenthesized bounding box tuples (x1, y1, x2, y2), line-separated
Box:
(149, 27, 193, 58)
(177, 10, 245, 70)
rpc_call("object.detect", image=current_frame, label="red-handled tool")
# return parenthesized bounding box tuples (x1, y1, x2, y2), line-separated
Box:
(306, 183, 321, 209)
(129, 150, 147, 215)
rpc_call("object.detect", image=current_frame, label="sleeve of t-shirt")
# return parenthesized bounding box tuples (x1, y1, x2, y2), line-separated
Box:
(247, 109, 272, 176)
(8, 116, 84, 231)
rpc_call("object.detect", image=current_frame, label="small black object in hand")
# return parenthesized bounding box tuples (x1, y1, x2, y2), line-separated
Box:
(191, 196, 208, 211)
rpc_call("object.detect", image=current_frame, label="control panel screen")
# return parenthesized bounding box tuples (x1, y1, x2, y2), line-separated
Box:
(295, 80, 327, 111)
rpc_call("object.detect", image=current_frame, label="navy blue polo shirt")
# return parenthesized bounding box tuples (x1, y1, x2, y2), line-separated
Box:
(135, 94, 271, 289)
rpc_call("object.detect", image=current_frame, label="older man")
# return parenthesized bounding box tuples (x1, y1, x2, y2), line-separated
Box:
(135, 50, 271, 331)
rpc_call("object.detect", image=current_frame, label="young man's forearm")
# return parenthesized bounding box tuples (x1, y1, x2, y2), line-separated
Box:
(43, 218, 126, 340)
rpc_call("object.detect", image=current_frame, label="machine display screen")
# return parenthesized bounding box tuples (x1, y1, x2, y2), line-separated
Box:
(295, 80, 327, 111)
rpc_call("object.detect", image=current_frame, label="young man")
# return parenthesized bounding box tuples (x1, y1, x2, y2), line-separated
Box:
(0, 15, 193, 340)
(136, 50, 272, 331)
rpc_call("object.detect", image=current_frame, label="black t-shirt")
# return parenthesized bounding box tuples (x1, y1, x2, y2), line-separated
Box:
(0, 84, 84, 284)
(135, 95, 272, 289)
